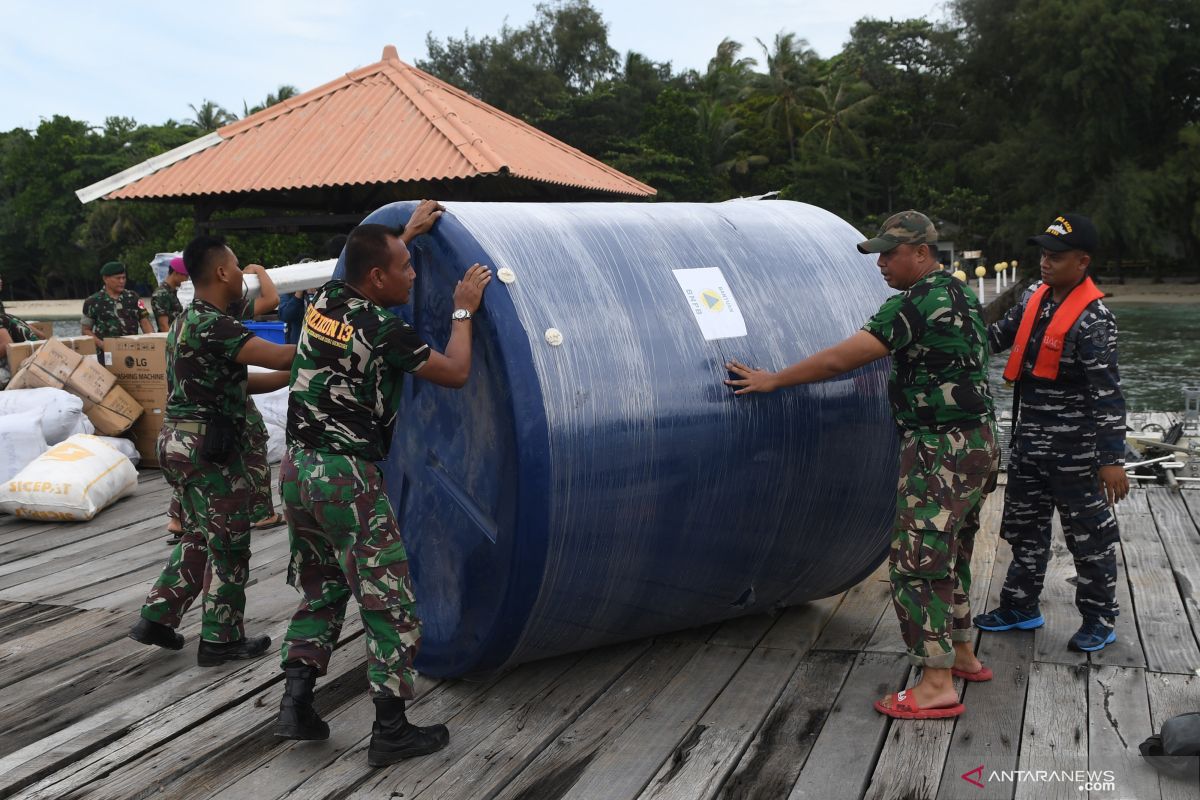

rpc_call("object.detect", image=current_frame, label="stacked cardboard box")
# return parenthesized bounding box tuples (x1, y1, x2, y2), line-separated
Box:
(6, 338, 142, 435)
(102, 334, 169, 467)
(7, 336, 97, 374)
(26, 321, 54, 340)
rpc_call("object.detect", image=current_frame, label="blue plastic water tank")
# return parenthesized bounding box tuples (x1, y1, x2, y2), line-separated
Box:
(345, 200, 900, 678)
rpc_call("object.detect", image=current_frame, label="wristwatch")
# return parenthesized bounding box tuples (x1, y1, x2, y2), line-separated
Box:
(451, 308, 473, 322)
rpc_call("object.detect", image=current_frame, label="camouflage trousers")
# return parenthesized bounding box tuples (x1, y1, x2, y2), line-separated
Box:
(141, 422, 256, 642)
(166, 415, 272, 524)
(280, 447, 421, 699)
(999, 450, 1120, 622)
(890, 423, 999, 668)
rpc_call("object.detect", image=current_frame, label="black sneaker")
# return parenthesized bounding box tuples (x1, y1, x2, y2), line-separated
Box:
(973, 606, 1045, 631)
(1068, 621, 1116, 652)
(196, 634, 272, 666)
(129, 617, 184, 650)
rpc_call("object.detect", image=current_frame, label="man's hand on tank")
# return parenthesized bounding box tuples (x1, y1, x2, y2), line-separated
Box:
(725, 360, 778, 394)
(406, 200, 445, 237)
(1097, 465, 1129, 506)
(453, 264, 491, 312)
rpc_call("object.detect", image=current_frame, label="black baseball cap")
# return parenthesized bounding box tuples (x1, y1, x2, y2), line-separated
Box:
(1028, 213, 1098, 253)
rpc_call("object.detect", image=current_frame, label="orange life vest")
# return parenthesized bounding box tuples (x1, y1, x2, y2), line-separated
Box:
(1002, 277, 1105, 382)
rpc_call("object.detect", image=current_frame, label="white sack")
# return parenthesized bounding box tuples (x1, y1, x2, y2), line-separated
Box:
(0, 387, 94, 444)
(0, 411, 49, 483)
(0, 434, 137, 521)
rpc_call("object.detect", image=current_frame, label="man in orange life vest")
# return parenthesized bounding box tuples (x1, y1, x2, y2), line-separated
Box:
(974, 213, 1129, 652)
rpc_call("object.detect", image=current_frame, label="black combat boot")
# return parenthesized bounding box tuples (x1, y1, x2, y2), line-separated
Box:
(366, 697, 449, 767)
(196, 634, 272, 666)
(274, 662, 329, 740)
(129, 617, 184, 650)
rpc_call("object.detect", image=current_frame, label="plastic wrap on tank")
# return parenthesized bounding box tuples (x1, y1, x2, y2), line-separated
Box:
(339, 200, 901, 678)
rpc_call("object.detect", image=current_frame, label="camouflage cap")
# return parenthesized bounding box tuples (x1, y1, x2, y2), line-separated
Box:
(857, 210, 938, 254)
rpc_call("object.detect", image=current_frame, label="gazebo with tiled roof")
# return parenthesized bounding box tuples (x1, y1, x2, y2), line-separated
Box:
(77, 45, 655, 233)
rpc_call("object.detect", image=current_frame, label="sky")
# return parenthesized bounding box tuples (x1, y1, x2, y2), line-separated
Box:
(0, 0, 949, 133)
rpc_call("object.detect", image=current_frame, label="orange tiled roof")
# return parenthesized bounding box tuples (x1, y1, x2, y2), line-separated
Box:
(103, 46, 655, 200)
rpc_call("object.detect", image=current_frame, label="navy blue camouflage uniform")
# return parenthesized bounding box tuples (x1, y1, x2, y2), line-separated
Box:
(990, 282, 1125, 624)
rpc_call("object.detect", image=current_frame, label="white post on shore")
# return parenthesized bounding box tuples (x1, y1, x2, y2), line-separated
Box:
(994, 263, 1001, 294)
(975, 265, 987, 303)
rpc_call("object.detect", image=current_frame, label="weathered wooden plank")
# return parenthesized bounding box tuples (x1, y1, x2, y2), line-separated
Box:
(787, 652, 909, 800)
(756, 595, 843, 652)
(1118, 489, 1150, 515)
(1114, 509, 1200, 674)
(1014, 662, 1089, 800)
(492, 641, 706, 800)
(1145, 671, 1200, 800)
(408, 642, 650, 800)
(0, 608, 116, 663)
(200, 675, 457, 800)
(0, 483, 174, 560)
(0, 603, 77, 640)
(0, 561, 300, 754)
(708, 612, 780, 649)
(702, 650, 852, 800)
(0, 518, 169, 591)
(1089, 665, 1159, 800)
(280, 654, 584, 800)
(2, 607, 362, 799)
(57, 620, 374, 800)
(1147, 488, 1200, 653)
(937, 631, 1033, 799)
(813, 562, 891, 652)
(540, 643, 751, 800)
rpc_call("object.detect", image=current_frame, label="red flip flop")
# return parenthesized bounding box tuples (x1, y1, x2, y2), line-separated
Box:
(874, 690, 965, 720)
(952, 664, 993, 682)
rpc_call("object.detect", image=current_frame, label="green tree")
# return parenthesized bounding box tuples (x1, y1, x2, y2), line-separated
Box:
(187, 99, 236, 132)
(752, 32, 818, 162)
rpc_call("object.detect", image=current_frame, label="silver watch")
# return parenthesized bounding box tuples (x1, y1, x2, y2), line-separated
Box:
(451, 308, 473, 322)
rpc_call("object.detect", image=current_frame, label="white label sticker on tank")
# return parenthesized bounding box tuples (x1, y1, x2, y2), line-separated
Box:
(672, 268, 747, 340)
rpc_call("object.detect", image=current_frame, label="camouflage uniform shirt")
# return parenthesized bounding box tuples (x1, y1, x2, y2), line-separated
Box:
(82, 288, 149, 338)
(151, 284, 183, 327)
(165, 299, 253, 424)
(1, 312, 38, 345)
(862, 270, 994, 432)
(287, 281, 430, 461)
(990, 282, 1125, 465)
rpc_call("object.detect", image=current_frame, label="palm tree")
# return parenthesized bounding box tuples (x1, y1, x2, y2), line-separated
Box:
(187, 100, 235, 132)
(798, 81, 877, 157)
(752, 32, 817, 162)
(701, 39, 757, 102)
(694, 99, 767, 176)
(243, 85, 301, 118)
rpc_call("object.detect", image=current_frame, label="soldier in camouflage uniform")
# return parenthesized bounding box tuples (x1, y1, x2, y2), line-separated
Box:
(151, 256, 187, 332)
(129, 235, 295, 665)
(273, 205, 491, 767)
(727, 210, 999, 720)
(975, 213, 1128, 652)
(81, 261, 152, 344)
(165, 268, 284, 543)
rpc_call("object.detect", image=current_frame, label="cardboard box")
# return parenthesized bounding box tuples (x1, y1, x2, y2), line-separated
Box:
(7, 336, 97, 374)
(128, 408, 165, 468)
(102, 334, 169, 465)
(5, 337, 141, 435)
(102, 334, 169, 404)
(27, 321, 53, 340)
(82, 385, 144, 436)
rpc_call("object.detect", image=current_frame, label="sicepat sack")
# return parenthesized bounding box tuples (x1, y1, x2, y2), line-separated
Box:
(0, 434, 137, 521)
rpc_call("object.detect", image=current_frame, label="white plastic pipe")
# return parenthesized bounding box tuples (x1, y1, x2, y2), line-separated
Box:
(177, 259, 337, 307)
